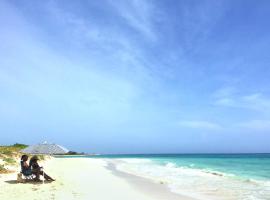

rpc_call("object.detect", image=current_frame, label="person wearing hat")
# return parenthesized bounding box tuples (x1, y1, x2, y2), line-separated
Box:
(30, 156, 55, 181)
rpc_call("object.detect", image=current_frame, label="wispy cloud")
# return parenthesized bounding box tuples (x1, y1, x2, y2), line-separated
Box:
(178, 120, 222, 130)
(237, 120, 270, 132)
(0, 1, 144, 120)
(180, 1, 227, 51)
(2, 0, 270, 152)
(213, 87, 237, 98)
(109, 0, 158, 40)
(213, 87, 270, 113)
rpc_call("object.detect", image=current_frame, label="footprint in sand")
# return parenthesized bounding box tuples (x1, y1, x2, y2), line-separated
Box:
(72, 191, 80, 197)
(50, 193, 56, 200)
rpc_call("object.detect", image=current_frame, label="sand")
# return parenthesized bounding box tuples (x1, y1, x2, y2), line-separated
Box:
(0, 157, 194, 200)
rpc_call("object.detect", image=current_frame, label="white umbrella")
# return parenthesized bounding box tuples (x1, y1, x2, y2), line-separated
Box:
(21, 142, 69, 183)
(21, 141, 69, 155)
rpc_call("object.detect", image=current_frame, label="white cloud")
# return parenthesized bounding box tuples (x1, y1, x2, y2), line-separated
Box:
(215, 97, 236, 107)
(178, 120, 222, 130)
(181, 1, 228, 50)
(237, 120, 270, 131)
(109, 0, 158, 40)
(241, 93, 270, 111)
(213, 87, 270, 113)
(44, 0, 161, 81)
(213, 87, 236, 98)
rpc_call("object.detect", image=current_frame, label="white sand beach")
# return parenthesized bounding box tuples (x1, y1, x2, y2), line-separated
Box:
(0, 157, 194, 200)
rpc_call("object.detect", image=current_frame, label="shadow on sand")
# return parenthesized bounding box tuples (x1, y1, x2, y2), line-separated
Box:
(5, 180, 53, 184)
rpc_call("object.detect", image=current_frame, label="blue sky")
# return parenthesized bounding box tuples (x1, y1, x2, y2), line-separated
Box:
(1, 0, 270, 153)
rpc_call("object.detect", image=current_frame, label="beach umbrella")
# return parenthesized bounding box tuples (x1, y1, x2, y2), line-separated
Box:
(21, 141, 69, 155)
(21, 142, 68, 184)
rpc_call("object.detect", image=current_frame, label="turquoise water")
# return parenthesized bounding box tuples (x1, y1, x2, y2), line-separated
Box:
(57, 154, 270, 199)
(93, 154, 270, 181)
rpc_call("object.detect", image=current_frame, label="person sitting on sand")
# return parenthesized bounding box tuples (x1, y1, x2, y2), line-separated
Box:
(29, 156, 55, 181)
(20, 155, 32, 176)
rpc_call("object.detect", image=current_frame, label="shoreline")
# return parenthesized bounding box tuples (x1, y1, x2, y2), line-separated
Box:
(106, 160, 194, 200)
(2, 156, 269, 199)
(0, 157, 196, 200)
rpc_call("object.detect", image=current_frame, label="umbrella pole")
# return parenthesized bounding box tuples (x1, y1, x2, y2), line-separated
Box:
(43, 156, 45, 184)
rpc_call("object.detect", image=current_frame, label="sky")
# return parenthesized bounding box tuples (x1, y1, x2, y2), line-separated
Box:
(0, 0, 270, 154)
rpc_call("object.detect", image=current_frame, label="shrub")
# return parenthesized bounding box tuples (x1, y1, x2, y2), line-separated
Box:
(12, 143, 28, 149)
(3, 157, 16, 165)
(0, 148, 13, 155)
(0, 164, 7, 173)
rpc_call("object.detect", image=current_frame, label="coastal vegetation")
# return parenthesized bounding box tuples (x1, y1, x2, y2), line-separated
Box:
(66, 151, 85, 155)
(0, 143, 28, 173)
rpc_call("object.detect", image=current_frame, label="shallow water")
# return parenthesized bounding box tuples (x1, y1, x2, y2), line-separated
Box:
(59, 154, 270, 200)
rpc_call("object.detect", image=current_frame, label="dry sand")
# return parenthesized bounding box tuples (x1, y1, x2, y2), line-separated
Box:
(0, 157, 195, 200)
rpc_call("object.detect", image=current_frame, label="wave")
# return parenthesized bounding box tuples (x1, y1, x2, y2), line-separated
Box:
(116, 158, 153, 164)
(165, 162, 177, 168)
(110, 158, 270, 200)
(164, 161, 237, 179)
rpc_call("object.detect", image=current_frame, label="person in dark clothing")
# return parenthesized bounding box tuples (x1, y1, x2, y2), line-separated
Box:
(20, 155, 32, 176)
(29, 156, 55, 181)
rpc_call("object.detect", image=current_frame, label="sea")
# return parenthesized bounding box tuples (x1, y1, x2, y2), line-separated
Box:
(63, 154, 270, 200)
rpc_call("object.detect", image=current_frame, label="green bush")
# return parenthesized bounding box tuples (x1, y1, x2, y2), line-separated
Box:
(0, 164, 7, 173)
(0, 148, 13, 155)
(12, 143, 28, 149)
(3, 157, 16, 165)
(0, 143, 28, 156)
